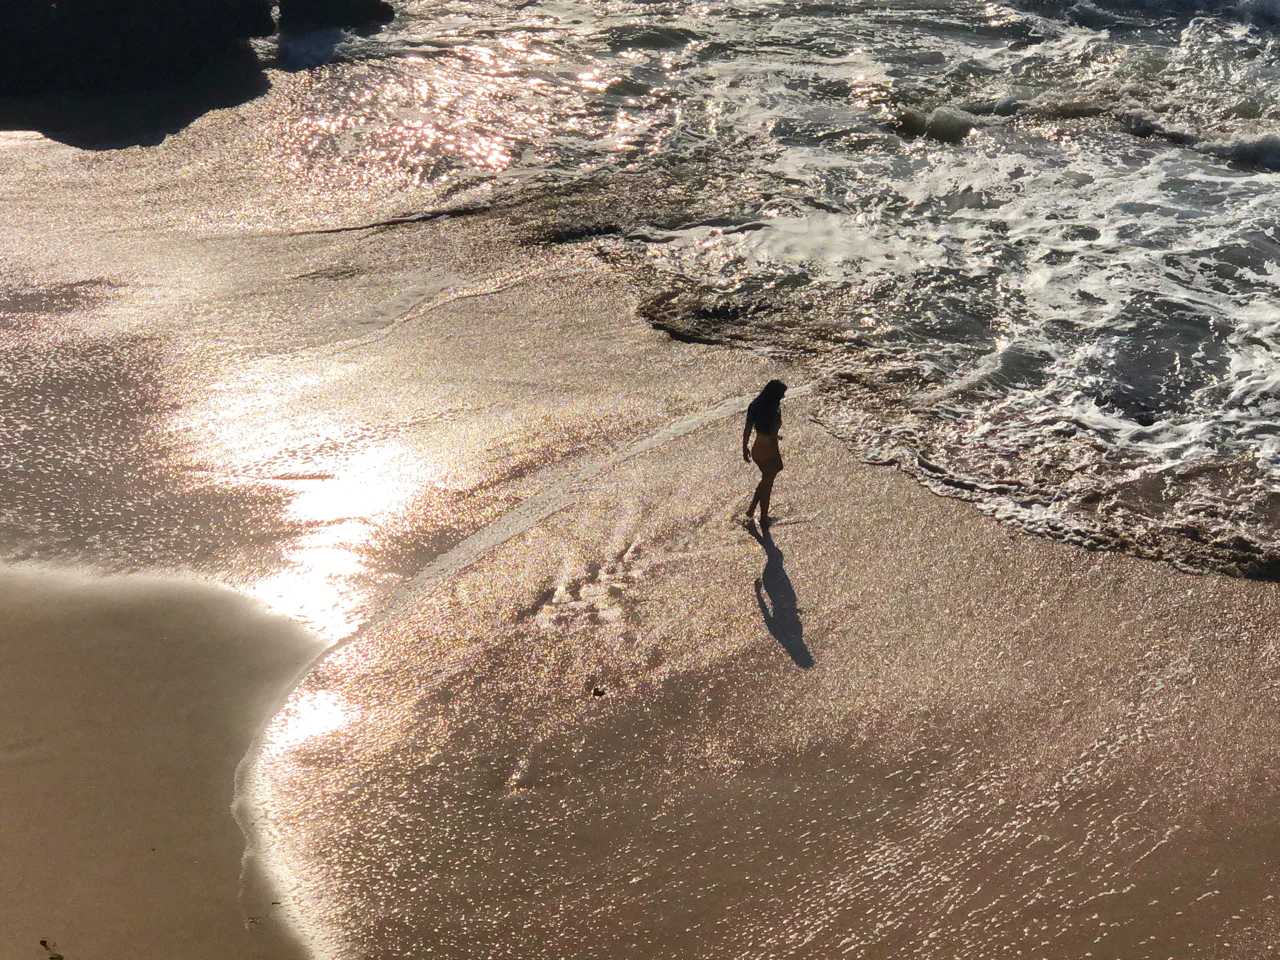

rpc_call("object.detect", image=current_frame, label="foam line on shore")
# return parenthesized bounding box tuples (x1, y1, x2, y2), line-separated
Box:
(0, 565, 319, 960)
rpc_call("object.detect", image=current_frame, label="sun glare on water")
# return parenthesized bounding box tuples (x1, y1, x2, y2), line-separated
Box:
(188, 371, 444, 642)
(264, 688, 359, 757)
(247, 441, 437, 641)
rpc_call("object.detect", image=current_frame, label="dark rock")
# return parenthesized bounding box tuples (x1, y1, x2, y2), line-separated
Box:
(925, 107, 980, 144)
(1, 43, 270, 149)
(591, 687, 606, 697)
(1, 0, 274, 95)
(893, 108, 929, 139)
(278, 0, 396, 32)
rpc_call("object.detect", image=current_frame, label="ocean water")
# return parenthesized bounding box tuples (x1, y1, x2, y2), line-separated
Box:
(266, 0, 1280, 575)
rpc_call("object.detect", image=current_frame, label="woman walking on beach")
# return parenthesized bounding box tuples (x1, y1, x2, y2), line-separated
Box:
(742, 379, 787, 525)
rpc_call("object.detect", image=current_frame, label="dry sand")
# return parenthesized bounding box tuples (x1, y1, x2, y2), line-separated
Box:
(0, 567, 317, 960)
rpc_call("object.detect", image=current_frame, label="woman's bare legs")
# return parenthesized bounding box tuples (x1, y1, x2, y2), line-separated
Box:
(748, 468, 779, 523)
(758, 471, 777, 524)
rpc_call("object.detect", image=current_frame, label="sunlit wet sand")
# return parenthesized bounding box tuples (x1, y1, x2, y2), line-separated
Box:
(1, 95, 768, 959)
(4, 16, 1280, 959)
(252, 386, 1280, 959)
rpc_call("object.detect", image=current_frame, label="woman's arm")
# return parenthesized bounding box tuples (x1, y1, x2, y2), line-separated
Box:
(742, 415, 753, 461)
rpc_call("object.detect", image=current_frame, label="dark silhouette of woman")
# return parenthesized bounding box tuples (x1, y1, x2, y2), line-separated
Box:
(742, 379, 787, 525)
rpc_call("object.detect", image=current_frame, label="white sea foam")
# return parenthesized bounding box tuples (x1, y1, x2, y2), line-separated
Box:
(578, 0, 1280, 569)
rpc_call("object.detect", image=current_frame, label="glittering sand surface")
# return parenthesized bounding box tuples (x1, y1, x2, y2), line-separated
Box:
(3, 69, 1280, 960)
(255, 391, 1280, 959)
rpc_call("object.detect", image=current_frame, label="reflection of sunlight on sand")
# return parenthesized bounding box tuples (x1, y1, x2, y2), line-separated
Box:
(189, 369, 449, 643)
(249, 444, 440, 642)
(248, 527, 368, 640)
(286, 445, 423, 523)
(264, 688, 358, 757)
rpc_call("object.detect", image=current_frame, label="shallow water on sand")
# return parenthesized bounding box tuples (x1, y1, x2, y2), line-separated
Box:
(248, 407, 1280, 960)
(255, 0, 1280, 574)
(6, 1, 1280, 958)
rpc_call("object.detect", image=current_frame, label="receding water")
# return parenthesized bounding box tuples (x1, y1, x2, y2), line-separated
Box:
(261, 0, 1280, 574)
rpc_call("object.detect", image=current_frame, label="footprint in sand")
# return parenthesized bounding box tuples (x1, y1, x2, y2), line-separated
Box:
(534, 549, 644, 631)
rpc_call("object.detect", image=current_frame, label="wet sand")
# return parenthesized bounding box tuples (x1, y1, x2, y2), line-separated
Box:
(1, 100, 771, 959)
(253, 364, 1280, 959)
(4, 71, 1280, 960)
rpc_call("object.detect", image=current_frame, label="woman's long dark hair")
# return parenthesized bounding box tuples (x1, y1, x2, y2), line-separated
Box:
(747, 379, 787, 434)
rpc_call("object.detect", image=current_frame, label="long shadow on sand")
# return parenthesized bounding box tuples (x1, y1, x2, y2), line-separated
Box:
(747, 519, 813, 669)
(0, 44, 269, 150)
